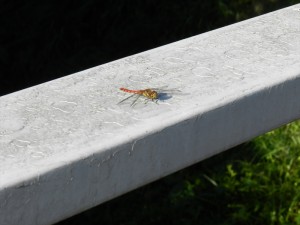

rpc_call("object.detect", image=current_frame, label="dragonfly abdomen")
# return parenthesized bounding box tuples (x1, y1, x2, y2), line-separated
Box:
(119, 87, 141, 94)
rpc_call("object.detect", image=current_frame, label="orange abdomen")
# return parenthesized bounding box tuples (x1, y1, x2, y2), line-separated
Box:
(120, 88, 141, 94)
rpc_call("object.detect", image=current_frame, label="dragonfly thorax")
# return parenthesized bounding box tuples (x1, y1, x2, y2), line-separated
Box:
(142, 89, 158, 100)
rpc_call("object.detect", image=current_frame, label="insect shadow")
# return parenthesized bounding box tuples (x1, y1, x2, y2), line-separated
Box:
(158, 92, 173, 101)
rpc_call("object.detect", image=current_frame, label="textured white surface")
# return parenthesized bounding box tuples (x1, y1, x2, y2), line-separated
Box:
(1, 4, 300, 225)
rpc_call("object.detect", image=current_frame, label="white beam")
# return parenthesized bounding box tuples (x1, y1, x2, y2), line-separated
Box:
(1, 4, 300, 225)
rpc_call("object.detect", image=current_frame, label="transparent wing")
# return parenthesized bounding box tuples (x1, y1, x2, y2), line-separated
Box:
(118, 93, 136, 105)
(118, 93, 142, 107)
(151, 86, 181, 94)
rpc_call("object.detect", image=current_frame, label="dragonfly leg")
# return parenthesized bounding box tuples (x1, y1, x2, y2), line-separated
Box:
(144, 99, 159, 105)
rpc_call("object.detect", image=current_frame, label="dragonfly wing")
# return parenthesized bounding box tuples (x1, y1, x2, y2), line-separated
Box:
(151, 86, 181, 93)
(118, 94, 136, 105)
(131, 94, 141, 107)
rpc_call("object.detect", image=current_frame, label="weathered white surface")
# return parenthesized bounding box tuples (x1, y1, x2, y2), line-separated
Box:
(1, 4, 300, 225)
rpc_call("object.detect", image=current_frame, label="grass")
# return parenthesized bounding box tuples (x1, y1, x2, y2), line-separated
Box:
(57, 120, 300, 225)
(212, 121, 300, 224)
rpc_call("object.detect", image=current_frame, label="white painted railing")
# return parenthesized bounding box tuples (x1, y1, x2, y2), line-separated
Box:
(1, 4, 300, 225)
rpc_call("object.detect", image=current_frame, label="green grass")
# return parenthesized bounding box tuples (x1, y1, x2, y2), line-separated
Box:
(58, 120, 300, 225)
(209, 121, 300, 224)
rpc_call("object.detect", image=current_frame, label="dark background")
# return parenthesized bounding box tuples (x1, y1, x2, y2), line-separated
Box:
(1, 0, 298, 96)
(1, 0, 300, 224)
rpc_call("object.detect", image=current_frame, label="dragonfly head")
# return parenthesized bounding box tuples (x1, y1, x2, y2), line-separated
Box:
(143, 89, 159, 100)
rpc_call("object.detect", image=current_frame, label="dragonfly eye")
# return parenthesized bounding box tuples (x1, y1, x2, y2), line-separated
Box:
(152, 92, 158, 99)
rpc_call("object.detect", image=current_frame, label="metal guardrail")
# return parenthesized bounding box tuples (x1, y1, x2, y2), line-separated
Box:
(0, 4, 300, 225)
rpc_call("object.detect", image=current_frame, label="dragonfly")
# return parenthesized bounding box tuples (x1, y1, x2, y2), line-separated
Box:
(118, 87, 175, 106)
